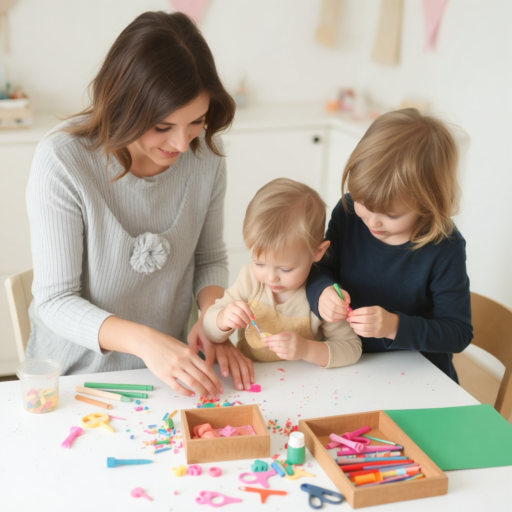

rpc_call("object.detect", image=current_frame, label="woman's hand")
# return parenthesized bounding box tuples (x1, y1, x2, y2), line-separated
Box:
(318, 286, 351, 322)
(216, 300, 253, 331)
(138, 328, 224, 398)
(98, 316, 223, 399)
(347, 306, 399, 339)
(214, 340, 255, 391)
(188, 314, 216, 366)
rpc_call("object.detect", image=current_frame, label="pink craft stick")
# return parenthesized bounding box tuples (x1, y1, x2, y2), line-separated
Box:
(326, 426, 371, 449)
(330, 433, 365, 453)
(343, 426, 371, 439)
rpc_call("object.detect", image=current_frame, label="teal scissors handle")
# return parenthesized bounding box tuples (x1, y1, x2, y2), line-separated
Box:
(300, 484, 344, 509)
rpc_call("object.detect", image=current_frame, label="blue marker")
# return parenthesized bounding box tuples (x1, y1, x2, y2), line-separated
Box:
(107, 457, 152, 468)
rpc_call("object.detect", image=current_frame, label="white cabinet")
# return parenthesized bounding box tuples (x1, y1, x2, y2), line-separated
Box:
(222, 127, 327, 281)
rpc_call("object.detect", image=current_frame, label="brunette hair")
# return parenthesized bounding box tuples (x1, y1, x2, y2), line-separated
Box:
(65, 11, 235, 180)
(341, 108, 461, 248)
(243, 178, 326, 258)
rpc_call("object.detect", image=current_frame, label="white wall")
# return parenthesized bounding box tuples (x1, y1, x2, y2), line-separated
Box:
(1, 0, 511, 307)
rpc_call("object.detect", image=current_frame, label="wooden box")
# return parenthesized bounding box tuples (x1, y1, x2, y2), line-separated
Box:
(0, 98, 33, 129)
(181, 405, 270, 463)
(299, 410, 448, 509)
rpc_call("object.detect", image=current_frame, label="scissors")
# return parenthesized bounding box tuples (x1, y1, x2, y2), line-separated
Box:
(238, 469, 277, 488)
(195, 490, 242, 507)
(238, 486, 287, 504)
(300, 484, 344, 510)
(81, 412, 114, 433)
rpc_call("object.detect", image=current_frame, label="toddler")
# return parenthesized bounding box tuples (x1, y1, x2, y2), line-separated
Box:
(203, 178, 362, 368)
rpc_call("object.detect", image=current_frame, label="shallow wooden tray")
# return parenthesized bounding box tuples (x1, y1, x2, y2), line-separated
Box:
(299, 410, 448, 508)
(181, 404, 270, 463)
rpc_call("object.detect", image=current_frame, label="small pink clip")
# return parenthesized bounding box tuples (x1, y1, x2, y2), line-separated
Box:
(61, 426, 83, 449)
(208, 467, 222, 477)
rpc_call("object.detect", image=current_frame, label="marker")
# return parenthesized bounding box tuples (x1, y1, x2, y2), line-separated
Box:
(250, 318, 263, 336)
(107, 457, 153, 468)
(361, 434, 397, 445)
(100, 390, 149, 399)
(334, 284, 353, 312)
(337, 456, 409, 465)
(357, 472, 424, 487)
(85, 383, 153, 391)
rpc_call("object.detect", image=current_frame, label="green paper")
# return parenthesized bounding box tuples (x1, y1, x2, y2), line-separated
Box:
(385, 404, 512, 471)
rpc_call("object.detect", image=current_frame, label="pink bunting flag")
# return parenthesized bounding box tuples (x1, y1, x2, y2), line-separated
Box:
(422, 0, 449, 50)
(170, 0, 210, 25)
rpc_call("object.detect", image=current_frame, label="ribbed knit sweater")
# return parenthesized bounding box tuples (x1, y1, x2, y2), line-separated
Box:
(25, 123, 228, 375)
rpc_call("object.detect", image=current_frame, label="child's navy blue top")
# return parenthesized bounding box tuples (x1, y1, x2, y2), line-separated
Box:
(306, 195, 473, 382)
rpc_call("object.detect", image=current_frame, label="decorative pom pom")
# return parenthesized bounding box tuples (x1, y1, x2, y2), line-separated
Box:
(130, 232, 170, 274)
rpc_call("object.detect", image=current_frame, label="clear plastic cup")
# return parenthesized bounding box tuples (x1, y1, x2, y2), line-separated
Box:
(16, 358, 61, 414)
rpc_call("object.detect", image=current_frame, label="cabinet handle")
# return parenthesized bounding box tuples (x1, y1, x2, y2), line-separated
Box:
(312, 135, 321, 144)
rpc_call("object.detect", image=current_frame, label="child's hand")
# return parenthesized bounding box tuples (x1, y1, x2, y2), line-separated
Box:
(319, 286, 351, 322)
(216, 301, 253, 331)
(347, 307, 399, 339)
(264, 332, 309, 360)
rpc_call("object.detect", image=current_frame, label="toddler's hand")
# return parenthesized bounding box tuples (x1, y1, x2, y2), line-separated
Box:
(347, 306, 398, 339)
(216, 301, 253, 332)
(319, 286, 351, 322)
(264, 331, 308, 361)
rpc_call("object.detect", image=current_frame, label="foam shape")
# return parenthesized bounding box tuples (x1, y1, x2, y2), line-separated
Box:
(171, 465, 187, 477)
(219, 425, 238, 437)
(208, 466, 222, 477)
(188, 464, 202, 476)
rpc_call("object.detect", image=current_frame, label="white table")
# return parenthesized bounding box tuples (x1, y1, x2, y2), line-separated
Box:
(1, 352, 510, 512)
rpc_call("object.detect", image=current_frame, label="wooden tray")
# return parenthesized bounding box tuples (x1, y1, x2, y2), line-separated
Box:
(299, 410, 448, 508)
(181, 404, 270, 463)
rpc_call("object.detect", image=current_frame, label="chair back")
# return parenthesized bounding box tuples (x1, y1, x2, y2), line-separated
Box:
(4, 269, 33, 363)
(471, 291, 512, 418)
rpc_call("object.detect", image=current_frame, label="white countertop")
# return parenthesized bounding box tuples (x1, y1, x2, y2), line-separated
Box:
(1, 352, 510, 512)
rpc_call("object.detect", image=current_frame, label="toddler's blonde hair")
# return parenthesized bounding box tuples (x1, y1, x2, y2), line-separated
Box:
(342, 108, 461, 249)
(243, 178, 326, 258)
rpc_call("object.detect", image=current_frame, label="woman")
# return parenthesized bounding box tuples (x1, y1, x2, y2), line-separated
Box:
(26, 11, 254, 398)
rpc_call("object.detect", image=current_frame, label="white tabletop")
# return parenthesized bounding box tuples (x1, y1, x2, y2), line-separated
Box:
(1, 352, 510, 512)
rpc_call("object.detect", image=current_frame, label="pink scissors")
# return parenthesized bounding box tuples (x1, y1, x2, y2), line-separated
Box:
(195, 490, 242, 507)
(326, 426, 371, 450)
(238, 469, 277, 489)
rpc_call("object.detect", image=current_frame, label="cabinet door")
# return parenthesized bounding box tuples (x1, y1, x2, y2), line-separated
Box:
(0, 144, 36, 374)
(222, 128, 327, 280)
(325, 128, 361, 216)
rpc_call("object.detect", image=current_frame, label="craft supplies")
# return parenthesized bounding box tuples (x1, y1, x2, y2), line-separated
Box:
(75, 395, 112, 410)
(339, 459, 414, 473)
(330, 433, 365, 452)
(287, 431, 306, 464)
(107, 458, 152, 468)
(337, 445, 404, 456)
(108, 415, 126, 420)
(104, 391, 148, 399)
(195, 490, 242, 507)
(358, 473, 425, 487)
(282, 461, 294, 476)
(208, 467, 222, 477)
(82, 413, 114, 433)
(238, 486, 287, 504)
(284, 467, 315, 481)
(16, 358, 60, 414)
(300, 483, 344, 509)
(361, 434, 396, 445)
(172, 465, 187, 477)
(333, 283, 353, 312)
(251, 460, 268, 472)
(188, 464, 202, 476)
(169, 410, 178, 418)
(165, 417, 174, 429)
(130, 487, 153, 501)
(84, 382, 153, 391)
(219, 425, 238, 437)
(248, 384, 261, 392)
(239, 469, 277, 488)
(75, 385, 131, 402)
(61, 426, 83, 449)
(271, 461, 286, 477)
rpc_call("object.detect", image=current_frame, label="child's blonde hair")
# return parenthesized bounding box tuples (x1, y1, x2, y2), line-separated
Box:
(243, 178, 326, 258)
(342, 108, 460, 249)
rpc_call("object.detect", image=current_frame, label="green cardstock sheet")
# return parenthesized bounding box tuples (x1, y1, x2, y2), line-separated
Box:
(384, 404, 512, 471)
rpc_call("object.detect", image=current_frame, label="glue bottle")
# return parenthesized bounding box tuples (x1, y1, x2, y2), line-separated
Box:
(287, 431, 306, 464)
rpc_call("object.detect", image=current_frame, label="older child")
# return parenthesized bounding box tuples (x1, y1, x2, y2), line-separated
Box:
(203, 178, 361, 368)
(307, 108, 472, 382)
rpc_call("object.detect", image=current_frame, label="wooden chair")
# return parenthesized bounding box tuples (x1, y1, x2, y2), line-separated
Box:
(4, 269, 201, 363)
(4, 269, 33, 363)
(453, 291, 512, 420)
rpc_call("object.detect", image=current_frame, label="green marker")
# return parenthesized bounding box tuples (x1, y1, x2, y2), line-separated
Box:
(84, 382, 153, 391)
(333, 283, 353, 312)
